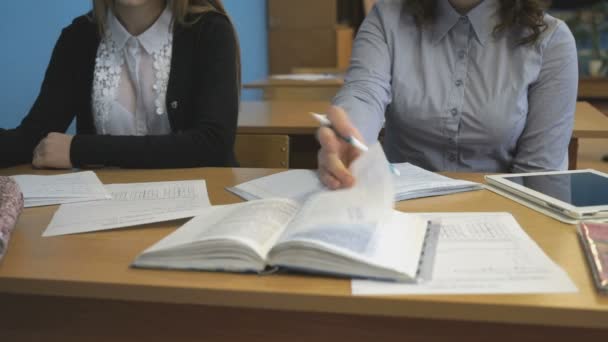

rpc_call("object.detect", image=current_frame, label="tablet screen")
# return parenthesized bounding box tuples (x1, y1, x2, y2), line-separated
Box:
(503, 172, 608, 207)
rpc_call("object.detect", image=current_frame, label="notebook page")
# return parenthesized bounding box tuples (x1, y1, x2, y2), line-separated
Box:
(227, 170, 324, 203)
(141, 199, 300, 259)
(391, 163, 481, 200)
(277, 143, 395, 258)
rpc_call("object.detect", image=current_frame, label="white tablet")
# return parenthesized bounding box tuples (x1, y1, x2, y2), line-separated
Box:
(485, 169, 608, 220)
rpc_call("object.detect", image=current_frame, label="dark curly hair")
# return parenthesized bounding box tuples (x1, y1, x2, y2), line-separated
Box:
(405, 0, 550, 45)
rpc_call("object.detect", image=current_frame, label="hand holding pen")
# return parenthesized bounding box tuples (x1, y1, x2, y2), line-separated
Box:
(312, 110, 401, 181)
(314, 106, 364, 189)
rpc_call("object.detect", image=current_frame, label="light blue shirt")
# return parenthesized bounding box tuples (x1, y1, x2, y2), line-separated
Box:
(333, 0, 578, 172)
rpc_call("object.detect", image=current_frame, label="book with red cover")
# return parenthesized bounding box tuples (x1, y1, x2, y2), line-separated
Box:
(577, 221, 608, 294)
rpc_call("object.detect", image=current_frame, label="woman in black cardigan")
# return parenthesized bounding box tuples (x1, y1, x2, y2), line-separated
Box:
(0, 0, 240, 169)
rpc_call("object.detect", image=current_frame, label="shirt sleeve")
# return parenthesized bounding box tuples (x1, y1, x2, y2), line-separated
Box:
(511, 21, 578, 172)
(0, 26, 80, 168)
(332, 3, 392, 145)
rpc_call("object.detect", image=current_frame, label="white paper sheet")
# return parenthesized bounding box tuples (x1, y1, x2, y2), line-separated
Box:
(351, 213, 577, 295)
(43, 180, 211, 237)
(227, 163, 481, 203)
(270, 73, 340, 81)
(391, 163, 482, 201)
(227, 169, 324, 202)
(12, 171, 111, 207)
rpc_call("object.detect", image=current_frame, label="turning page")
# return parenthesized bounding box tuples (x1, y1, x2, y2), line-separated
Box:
(44, 180, 211, 237)
(267, 144, 428, 281)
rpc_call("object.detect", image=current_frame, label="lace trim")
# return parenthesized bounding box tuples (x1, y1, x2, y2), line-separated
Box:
(92, 32, 173, 134)
(152, 36, 172, 115)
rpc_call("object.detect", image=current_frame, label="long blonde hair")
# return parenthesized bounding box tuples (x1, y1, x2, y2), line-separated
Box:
(92, 0, 241, 92)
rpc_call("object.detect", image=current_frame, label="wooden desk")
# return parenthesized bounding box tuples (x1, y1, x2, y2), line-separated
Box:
(579, 77, 608, 100)
(569, 102, 608, 169)
(244, 77, 343, 101)
(237, 101, 325, 168)
(246, 77, 608, 102)
(238, 101, 608, 169)
(0, 166, 607, 341)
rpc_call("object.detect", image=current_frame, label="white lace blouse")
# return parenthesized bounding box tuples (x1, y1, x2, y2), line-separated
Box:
(92, 7, 173, 136)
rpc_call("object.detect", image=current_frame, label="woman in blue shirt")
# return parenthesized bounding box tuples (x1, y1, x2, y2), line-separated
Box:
(318, 0, 578, 189)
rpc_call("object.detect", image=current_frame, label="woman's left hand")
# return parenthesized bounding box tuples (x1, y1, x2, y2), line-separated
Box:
(32, 132, 73, 169)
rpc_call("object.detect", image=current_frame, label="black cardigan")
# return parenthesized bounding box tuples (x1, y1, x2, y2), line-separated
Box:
(0, 11, 239, 168)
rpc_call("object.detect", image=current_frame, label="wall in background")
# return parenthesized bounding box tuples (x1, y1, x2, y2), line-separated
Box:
(0, 0, 268, 130)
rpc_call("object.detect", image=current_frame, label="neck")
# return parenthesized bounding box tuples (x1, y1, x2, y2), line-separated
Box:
(113, 0, 166, 36)
(448, 0, 484, 15)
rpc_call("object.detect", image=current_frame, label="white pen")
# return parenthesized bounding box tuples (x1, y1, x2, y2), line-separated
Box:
(310, 112, 401, 176)
(310, 112, 368, 152)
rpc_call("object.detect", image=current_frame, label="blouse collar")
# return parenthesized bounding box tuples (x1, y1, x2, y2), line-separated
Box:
(107, 6, 173, 54)
(432, 0, 500, 46)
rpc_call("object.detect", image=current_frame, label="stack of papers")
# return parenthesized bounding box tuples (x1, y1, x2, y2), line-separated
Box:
(44, 180, 211, 237)
(227, 163, 482, 203)
(11, 171, 110, 207)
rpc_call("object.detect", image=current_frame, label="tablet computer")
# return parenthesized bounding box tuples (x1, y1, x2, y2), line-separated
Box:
(485, 169, 608, 221)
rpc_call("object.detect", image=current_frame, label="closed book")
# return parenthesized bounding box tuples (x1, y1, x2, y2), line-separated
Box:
(0, 177, 24, 260)
(577, 221, 608, 294)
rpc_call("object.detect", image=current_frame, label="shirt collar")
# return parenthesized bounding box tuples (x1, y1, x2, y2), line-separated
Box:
(432, 0, 499, 46)
(107, 6, 173, 54)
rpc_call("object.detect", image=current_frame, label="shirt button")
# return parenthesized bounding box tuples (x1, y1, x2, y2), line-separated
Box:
(460, 16, 469, 24)
(458, 50, 466, 59)
(450, 108, 458, 116)
(455, 79, 463, 87)
(448, 137, 455, 144)
(448, 154, 457, 162)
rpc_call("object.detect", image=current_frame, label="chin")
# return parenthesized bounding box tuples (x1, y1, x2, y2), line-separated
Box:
(115, 0, 162, 8)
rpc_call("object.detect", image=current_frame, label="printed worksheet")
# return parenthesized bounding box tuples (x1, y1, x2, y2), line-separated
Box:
(352, 213, 577, 295)
(12, 171, 110, 207)
(43, 180, 211, 237)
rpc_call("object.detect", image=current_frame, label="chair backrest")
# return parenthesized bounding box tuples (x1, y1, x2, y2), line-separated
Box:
(234, 134, 290, 168)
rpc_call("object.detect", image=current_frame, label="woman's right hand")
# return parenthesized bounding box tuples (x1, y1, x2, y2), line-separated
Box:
(317, 106, 364, 190)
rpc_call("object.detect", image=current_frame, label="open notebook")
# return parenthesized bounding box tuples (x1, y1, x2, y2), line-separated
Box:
(227, 163, 481, 203)
(133, 144, 431, 282)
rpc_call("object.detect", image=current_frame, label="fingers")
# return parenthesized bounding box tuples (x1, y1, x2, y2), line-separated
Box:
(315, 106, 364, 189)
(32, 138, 46, 169)
(318, 169, 341, 190)
(317, 126, 342, 154)
(317, 149, 355, 189)
(327, 105, 365, 142)
(317, 127, 354, 188)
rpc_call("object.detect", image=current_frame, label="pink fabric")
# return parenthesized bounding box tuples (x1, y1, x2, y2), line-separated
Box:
(0, 176, 23, 260)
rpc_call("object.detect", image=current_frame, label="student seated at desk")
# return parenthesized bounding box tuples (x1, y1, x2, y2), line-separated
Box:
(0, 0, 240, 169)
(317, 0, 578, 189)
